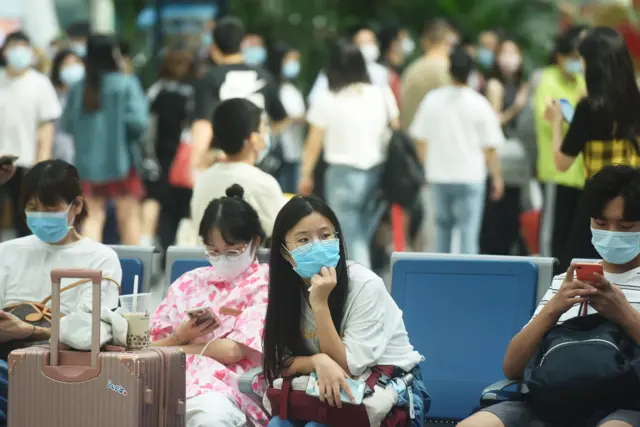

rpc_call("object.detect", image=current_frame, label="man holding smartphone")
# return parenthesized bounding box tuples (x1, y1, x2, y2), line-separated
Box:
(459, 164, 640, 427)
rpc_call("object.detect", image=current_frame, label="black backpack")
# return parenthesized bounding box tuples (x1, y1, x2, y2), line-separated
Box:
(525, 315, 640, 424)
(380, 129, 425, 209)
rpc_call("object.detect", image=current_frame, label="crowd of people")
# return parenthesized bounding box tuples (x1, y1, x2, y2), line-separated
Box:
(0, 10, 640, 427)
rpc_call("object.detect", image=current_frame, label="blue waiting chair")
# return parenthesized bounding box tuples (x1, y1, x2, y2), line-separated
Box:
(390, 253, 540, 423)
(165, 246, 271, 288)
(108, 245, 156, 295)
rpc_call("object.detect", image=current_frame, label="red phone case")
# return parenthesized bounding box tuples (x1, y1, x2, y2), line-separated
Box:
(575, 263, 603, 281)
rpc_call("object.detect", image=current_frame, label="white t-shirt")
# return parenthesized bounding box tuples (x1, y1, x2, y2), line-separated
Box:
(308, 61, 390, 104)
(531, 266, 640, 326)
(0, 68, 62, 168)
(0, 236, 121, 315)
(279, 82, 306, 163)
(191, 162, 287, 238)
(307, 84, 398, 170)
(409, 85, 504, 184)
(301, 262, 424, 376)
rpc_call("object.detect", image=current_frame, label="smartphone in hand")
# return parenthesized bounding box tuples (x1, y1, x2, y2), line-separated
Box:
(575, 263, 604, 282)
(306, 372, 366, 405)
(559, 99, 575, 123)
(186, 306, 221, 328)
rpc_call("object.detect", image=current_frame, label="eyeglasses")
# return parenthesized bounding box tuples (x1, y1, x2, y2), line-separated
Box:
(285, 231, 339, 254)
(204, 243, 249, 260)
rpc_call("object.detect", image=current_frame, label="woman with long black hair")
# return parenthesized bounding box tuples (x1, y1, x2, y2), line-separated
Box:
(61, 34, 148, 245)
(549, 27, 640, 270)
(262, 195, 428, 427)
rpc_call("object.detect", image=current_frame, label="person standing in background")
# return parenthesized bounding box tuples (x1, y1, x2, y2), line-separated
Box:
(307, 25, 391, 104)
(377, 24, 415, 76)
(190, 17, 288, 176)
(61, 34, 148, 245)
(476, 30, 501, 75)
(241, 33, 268, 67)
(142, 50, 196, 251)
(535, 25, 587, 263)
(481, 38, 530, 255)
(49, 49, 85, 164)
(65, 21, 90, 58)
(267, 42, 306, 194)
(409, 47, 504, 255)
(400, 19, 454, 130)
(0, 31, 61, 237)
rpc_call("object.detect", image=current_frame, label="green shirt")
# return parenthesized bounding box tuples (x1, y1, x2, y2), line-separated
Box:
(534, 66, 586, 188)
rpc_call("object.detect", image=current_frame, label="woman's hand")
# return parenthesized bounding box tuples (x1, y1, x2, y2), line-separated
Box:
(174, 318, 218, 344)
(309, 267, 337, 311)
(312, 353, 354, 408)
(544, 265, 598, 317)
(0, 311, 33, 343)
(544, 98, 563, 125)
(298, 175, 314, 195)
(514, 85, 530, 110)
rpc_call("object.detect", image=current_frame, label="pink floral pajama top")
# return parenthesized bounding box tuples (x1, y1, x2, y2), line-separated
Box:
(150, 261, 269, 426)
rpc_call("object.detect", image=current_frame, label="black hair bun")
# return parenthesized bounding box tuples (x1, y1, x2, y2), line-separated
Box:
(225, 184, 245, 199)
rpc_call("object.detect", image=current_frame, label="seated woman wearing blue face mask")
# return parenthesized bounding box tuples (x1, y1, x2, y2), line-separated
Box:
(262, 195, 430, 427)
(0, 160, 121, 359)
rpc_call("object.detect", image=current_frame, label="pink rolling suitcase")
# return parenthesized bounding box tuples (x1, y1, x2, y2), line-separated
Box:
(8, 268, 186, 426)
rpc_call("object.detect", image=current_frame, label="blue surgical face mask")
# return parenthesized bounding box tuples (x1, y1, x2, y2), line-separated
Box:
(60, 63, 85, 86)
(476, 47, 494, 69)
(26, 206, 74, 244)
(71, 42, 87, 58)
(402, 38, 416, 56)
(289, 239, 341, 279)
(591, 228, 640, 265)
(6, 46, 33, 71)
(243, 46, 267, 66)
(564, 59, 583, 75)
(282, 60, 300, 79)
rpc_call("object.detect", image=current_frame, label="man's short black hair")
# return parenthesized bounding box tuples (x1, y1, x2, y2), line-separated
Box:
(3, 31, 30, 47)
(212, 98, 262, 155)
(449, 46, 474, 84)
(213, 16, 245, 55)
(66, 21, 90, 38)
(584, 165, 640, 221)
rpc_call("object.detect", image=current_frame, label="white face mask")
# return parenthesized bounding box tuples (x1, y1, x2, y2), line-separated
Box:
(205, 242, 255, 282)
(360, 44, 380, 63)
(498, 55, 522, 74)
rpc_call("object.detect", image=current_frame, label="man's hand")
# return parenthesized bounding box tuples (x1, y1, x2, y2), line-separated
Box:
(0, 311, 33, 343)
(490, 175, 505, 201)
(588, 273, 636, 325)
(544, 264, 599, 317)
(0, 164, 16, 186)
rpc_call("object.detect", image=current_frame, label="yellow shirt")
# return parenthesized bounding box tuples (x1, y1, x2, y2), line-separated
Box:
(534, 66, 586, 188)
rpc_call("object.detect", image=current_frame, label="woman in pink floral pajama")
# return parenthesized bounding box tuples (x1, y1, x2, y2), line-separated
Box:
(151, 185, 270, 426)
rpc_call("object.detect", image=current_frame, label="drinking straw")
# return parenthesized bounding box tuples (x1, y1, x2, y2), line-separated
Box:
(132, 275, 139, 313)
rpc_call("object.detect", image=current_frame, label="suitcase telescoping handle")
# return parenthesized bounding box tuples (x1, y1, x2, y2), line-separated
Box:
(49, 268, 102, 367)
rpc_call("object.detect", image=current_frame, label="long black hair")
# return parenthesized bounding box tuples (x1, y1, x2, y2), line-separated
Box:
(267, 41, 292, 87)
(262, 195, 349, 384)
(579, 27, 640, 149)
(326, 38, 371, 92)
(83, 34, 121, 112)
(489, 38, 524, 86)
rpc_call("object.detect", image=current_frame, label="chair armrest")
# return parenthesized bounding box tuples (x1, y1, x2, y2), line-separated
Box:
(480, 379, 528, 407)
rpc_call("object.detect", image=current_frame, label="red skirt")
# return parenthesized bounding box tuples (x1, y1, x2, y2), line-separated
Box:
(81, 169, 145, 200)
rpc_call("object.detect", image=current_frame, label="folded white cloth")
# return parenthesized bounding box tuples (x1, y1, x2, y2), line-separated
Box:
(59, 304, 128, 350)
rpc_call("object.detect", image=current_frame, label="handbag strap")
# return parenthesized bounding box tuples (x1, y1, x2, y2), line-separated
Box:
(280, 377, 292, 420)
(39, 277, 121, 306)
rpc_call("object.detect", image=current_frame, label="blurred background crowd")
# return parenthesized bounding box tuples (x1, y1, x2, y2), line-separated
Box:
(1, 0, 640, 279)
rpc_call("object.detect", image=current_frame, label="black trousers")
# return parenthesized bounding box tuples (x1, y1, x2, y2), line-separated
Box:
(539, 183, 583, 274)
(480, 181, 526, 255)
(560, 191, 600, 272)
(0, 167, 30, 237)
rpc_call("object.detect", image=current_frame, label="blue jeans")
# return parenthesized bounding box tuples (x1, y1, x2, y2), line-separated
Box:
(325, 164, 384, 268)
(277, 162, 300, 194)
(0, 360, 7, 426)
(268, 417, 327, 427)
(431, 183, 485, 254)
